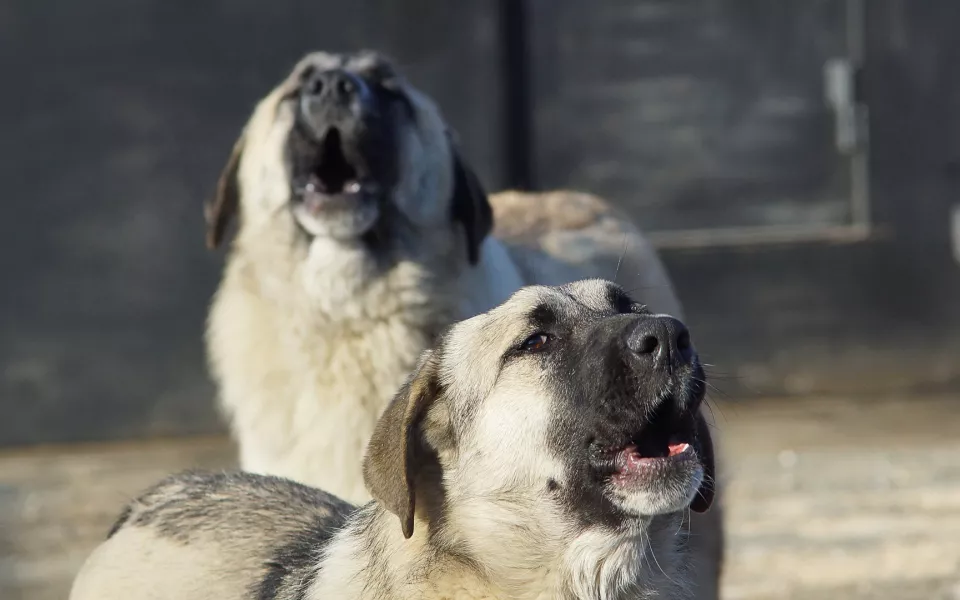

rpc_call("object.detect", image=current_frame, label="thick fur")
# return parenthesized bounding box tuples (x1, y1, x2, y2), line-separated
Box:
(204, 51, 723, 596)
(71, 280, 718, 600)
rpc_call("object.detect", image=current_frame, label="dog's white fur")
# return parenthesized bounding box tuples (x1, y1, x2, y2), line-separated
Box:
(71, 281, 710, 600)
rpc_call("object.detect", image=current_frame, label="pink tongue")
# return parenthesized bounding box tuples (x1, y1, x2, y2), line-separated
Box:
(668, 442, 689, 457)
(617, 442, 690, 470)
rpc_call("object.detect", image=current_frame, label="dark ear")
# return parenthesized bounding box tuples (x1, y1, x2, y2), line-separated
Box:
(690, 411, 716, 513)
(448, 138, 493, 265)
(362, 350, 442, 538)
(204, 133, 245, 250)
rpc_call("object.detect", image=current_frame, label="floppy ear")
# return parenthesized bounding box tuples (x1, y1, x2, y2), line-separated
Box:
(690, 411, 716, 513)
(362, 350, 442, 539)
(204, 133, 245, 250)
(448, 138, 493, 265)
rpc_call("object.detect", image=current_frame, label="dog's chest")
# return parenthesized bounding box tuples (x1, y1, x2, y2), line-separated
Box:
(211, 271, 447, 502)
(284, 313, 432, 408)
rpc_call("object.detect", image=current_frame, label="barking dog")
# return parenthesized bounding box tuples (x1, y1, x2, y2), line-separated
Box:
(72, 280, 716, 600)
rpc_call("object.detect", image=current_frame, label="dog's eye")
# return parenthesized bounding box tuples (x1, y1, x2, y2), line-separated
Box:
(522, 333, 551, 352)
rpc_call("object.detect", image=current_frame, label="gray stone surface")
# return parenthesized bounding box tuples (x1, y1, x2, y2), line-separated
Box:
(2, 394, 959, 600)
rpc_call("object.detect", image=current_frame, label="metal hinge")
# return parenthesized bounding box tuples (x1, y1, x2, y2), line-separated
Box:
(823, 57, 868, 155)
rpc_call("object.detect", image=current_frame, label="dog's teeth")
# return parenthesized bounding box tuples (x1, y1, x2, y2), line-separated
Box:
(345, 181, 361, 194)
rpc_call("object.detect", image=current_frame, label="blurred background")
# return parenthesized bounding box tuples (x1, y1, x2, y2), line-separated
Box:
(2, 1, 959, 599)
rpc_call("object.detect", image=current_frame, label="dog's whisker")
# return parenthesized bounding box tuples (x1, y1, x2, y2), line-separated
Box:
(704, 383, 733, 404)
(673, 507, 690, 537)
(613, 232, 629, 284)
(622, 283, 672, 296)
(642, 528, 682, 588)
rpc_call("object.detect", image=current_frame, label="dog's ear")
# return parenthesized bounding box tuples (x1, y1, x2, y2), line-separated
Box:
(204, 132, 245, 250)
(690, 411, 716, 513)
(448, 136, 493, 265)
(362, 349, 442, 539)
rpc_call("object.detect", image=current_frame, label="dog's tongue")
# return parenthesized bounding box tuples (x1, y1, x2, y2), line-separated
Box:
(611, 442, 691, 484)
(302, 184, 327, 213)
(611, 446, 650, 483)
(668, 442, 690, 457)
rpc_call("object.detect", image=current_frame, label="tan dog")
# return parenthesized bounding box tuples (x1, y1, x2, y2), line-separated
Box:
(72, 280, 716, 600)
(204, 51, 722, 596)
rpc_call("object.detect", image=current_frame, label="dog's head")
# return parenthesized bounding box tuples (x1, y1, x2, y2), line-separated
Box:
(206, 50, 491, 264)
(363, 279, 715, 553)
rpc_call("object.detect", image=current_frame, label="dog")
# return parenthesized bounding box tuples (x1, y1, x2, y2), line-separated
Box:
(71, 280, 716, 600)
(203, 50, 723, 595)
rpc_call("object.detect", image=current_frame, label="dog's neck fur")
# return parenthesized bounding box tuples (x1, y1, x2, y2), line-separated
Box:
(208, 214, 519, 504)
(306, 503, 692, 600)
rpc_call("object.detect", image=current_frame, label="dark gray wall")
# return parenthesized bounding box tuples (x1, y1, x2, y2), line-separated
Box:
(2, 0, 958, 447)
(528, 0, 960, 396)
(530, 0, 855, 232)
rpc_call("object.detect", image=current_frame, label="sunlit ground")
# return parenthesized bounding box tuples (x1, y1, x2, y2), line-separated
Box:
(2, 394, 959, 600)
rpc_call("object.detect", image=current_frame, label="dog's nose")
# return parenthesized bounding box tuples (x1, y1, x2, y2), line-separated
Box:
(626, 316, 694, 367)
(302, 68, 367, 106)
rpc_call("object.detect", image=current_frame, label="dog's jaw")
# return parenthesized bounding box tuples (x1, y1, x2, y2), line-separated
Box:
(291, 195, 381, 239)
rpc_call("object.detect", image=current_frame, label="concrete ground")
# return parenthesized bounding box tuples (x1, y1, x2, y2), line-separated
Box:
(2, 393, 959, 600)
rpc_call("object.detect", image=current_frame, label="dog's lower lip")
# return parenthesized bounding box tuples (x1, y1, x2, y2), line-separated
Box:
(598, 437, 695, 486)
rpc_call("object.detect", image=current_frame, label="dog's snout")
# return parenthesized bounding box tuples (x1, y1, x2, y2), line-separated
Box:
(302, 68, 367, 105)
(626, 316, 693, 367)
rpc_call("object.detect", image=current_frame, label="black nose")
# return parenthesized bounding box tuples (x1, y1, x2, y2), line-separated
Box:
(302, 68, 366, 105)
(626, 316, 694, 367)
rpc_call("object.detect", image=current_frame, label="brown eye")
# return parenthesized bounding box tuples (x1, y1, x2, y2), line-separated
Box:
(522, 333, 551, 352)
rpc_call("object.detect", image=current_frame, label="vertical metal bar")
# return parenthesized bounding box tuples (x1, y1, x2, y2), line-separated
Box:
(498, 0, 533, 190)
(846, 0, 872, 227)
(951, 204, 960, 266)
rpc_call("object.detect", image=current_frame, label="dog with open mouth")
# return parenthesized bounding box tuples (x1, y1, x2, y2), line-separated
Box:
(70, 280, 716, 600)
(203, 50, 723, 597)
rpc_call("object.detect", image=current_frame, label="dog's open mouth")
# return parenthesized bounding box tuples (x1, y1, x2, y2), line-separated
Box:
(287, 124, 383, 238)
(292, 127, 380, 214)
(592, 401, 697, 488)
(609, 438, 694, 487)
(308, 128, 360, 196)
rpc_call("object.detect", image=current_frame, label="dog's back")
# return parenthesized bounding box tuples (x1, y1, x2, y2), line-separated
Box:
(491, 189, 685, 319)
(69, 472, 353, 600)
